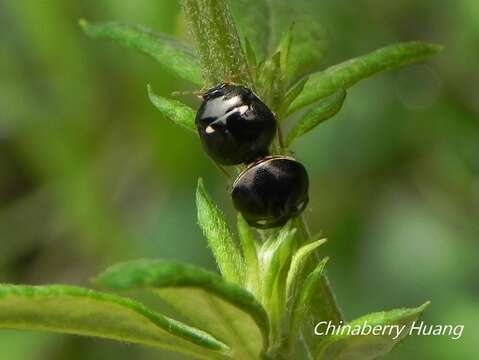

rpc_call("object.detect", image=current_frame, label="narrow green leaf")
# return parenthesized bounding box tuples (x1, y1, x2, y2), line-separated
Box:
(259, 225, 297, 341)
(243, 37, 258, 86)
(285, 238, 327, 300)
(0, 285, 229, 360)
(293, 223, 345, 356)
(279, 10, 327, 83)
(301, 271, 345, 357)
(229, 0, 270, 61)
(180, 0, 252, 87)
(257, 52, 282, 109)
(286, 90, 346, 146)
(277, 76, 309, 118)
(147, 85, 197, 134)
(196, 179, 244, 284)
(237, 214, 260, 294)
(230, 1, 327, 82)
(288, 257, 329, 355)
(79, 20, 203, 85)
(244, 37, 258, 69)
(315, 302, 431, 360)
(289, 42, 443, 114)
(278, 24, 294, 76)
(260, 226, 296, 302)
(96, 259, 269, 360)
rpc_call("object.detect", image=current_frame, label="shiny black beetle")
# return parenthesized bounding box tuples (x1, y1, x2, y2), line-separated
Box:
(231, 156, 309, 228)
(196, 83, 277, 165)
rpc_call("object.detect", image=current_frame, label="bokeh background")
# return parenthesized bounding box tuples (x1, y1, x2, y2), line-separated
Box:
(1, 0, 478, 359)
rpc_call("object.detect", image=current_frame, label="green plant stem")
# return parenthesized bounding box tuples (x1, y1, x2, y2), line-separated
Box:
(180, 0, 252, 87)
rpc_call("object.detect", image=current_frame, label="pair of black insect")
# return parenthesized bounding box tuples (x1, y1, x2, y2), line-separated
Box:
(196, 83, 309, 229)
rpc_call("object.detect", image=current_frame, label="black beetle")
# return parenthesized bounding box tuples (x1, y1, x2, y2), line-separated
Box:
(196, 83, 277, 165)
(231, 156, 309, 228)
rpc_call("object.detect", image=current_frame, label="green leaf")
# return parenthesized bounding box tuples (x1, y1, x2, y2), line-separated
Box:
(301, 271, 344, 356)
(96, 259, 270, 360)
(260, 226, 296, 303)
(285, 238, 327, 300)
(258, 225, 297, 341)
(314, 302, 431, 360)
(286, 90, 346, 146)
(277, 24, 294, 76)
(229, 1, 270, 61)
(257, 52, 282, 109)
(244, 37, 258, 70)
(79, 20, 203, 85)
(292, 225, 344, 356)
(288, 257, 329, 355)
(196, 178, 245, 284)
(0, 285, 229, 360)
(237, 214, 260, 294)
(243, 37, 259, 87)
(277, 76, 309, 118)
(289, 41, 443, 114)
(180, 0, 252, 87)
(147, 85, 197, 134)
(230, 1, 327, 82)
(278, 7, 327, 83)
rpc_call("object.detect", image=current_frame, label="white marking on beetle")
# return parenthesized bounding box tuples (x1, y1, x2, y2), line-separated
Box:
(214, 104, 250, 124)
(201, 95, 242, 119)
(237, 105, 249, 115)
(205, 125, 215, 134)
(225, 95, 242, 107)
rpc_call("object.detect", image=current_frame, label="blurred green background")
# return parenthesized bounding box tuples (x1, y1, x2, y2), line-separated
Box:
(1, 0, 477, 359)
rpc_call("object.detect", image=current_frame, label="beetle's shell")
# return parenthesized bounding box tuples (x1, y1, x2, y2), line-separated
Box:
(231, 156, 309, 228)
(196, 83, 276, 165)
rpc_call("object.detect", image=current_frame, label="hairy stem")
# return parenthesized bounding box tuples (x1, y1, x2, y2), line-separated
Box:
(180, 0, 253, 87)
